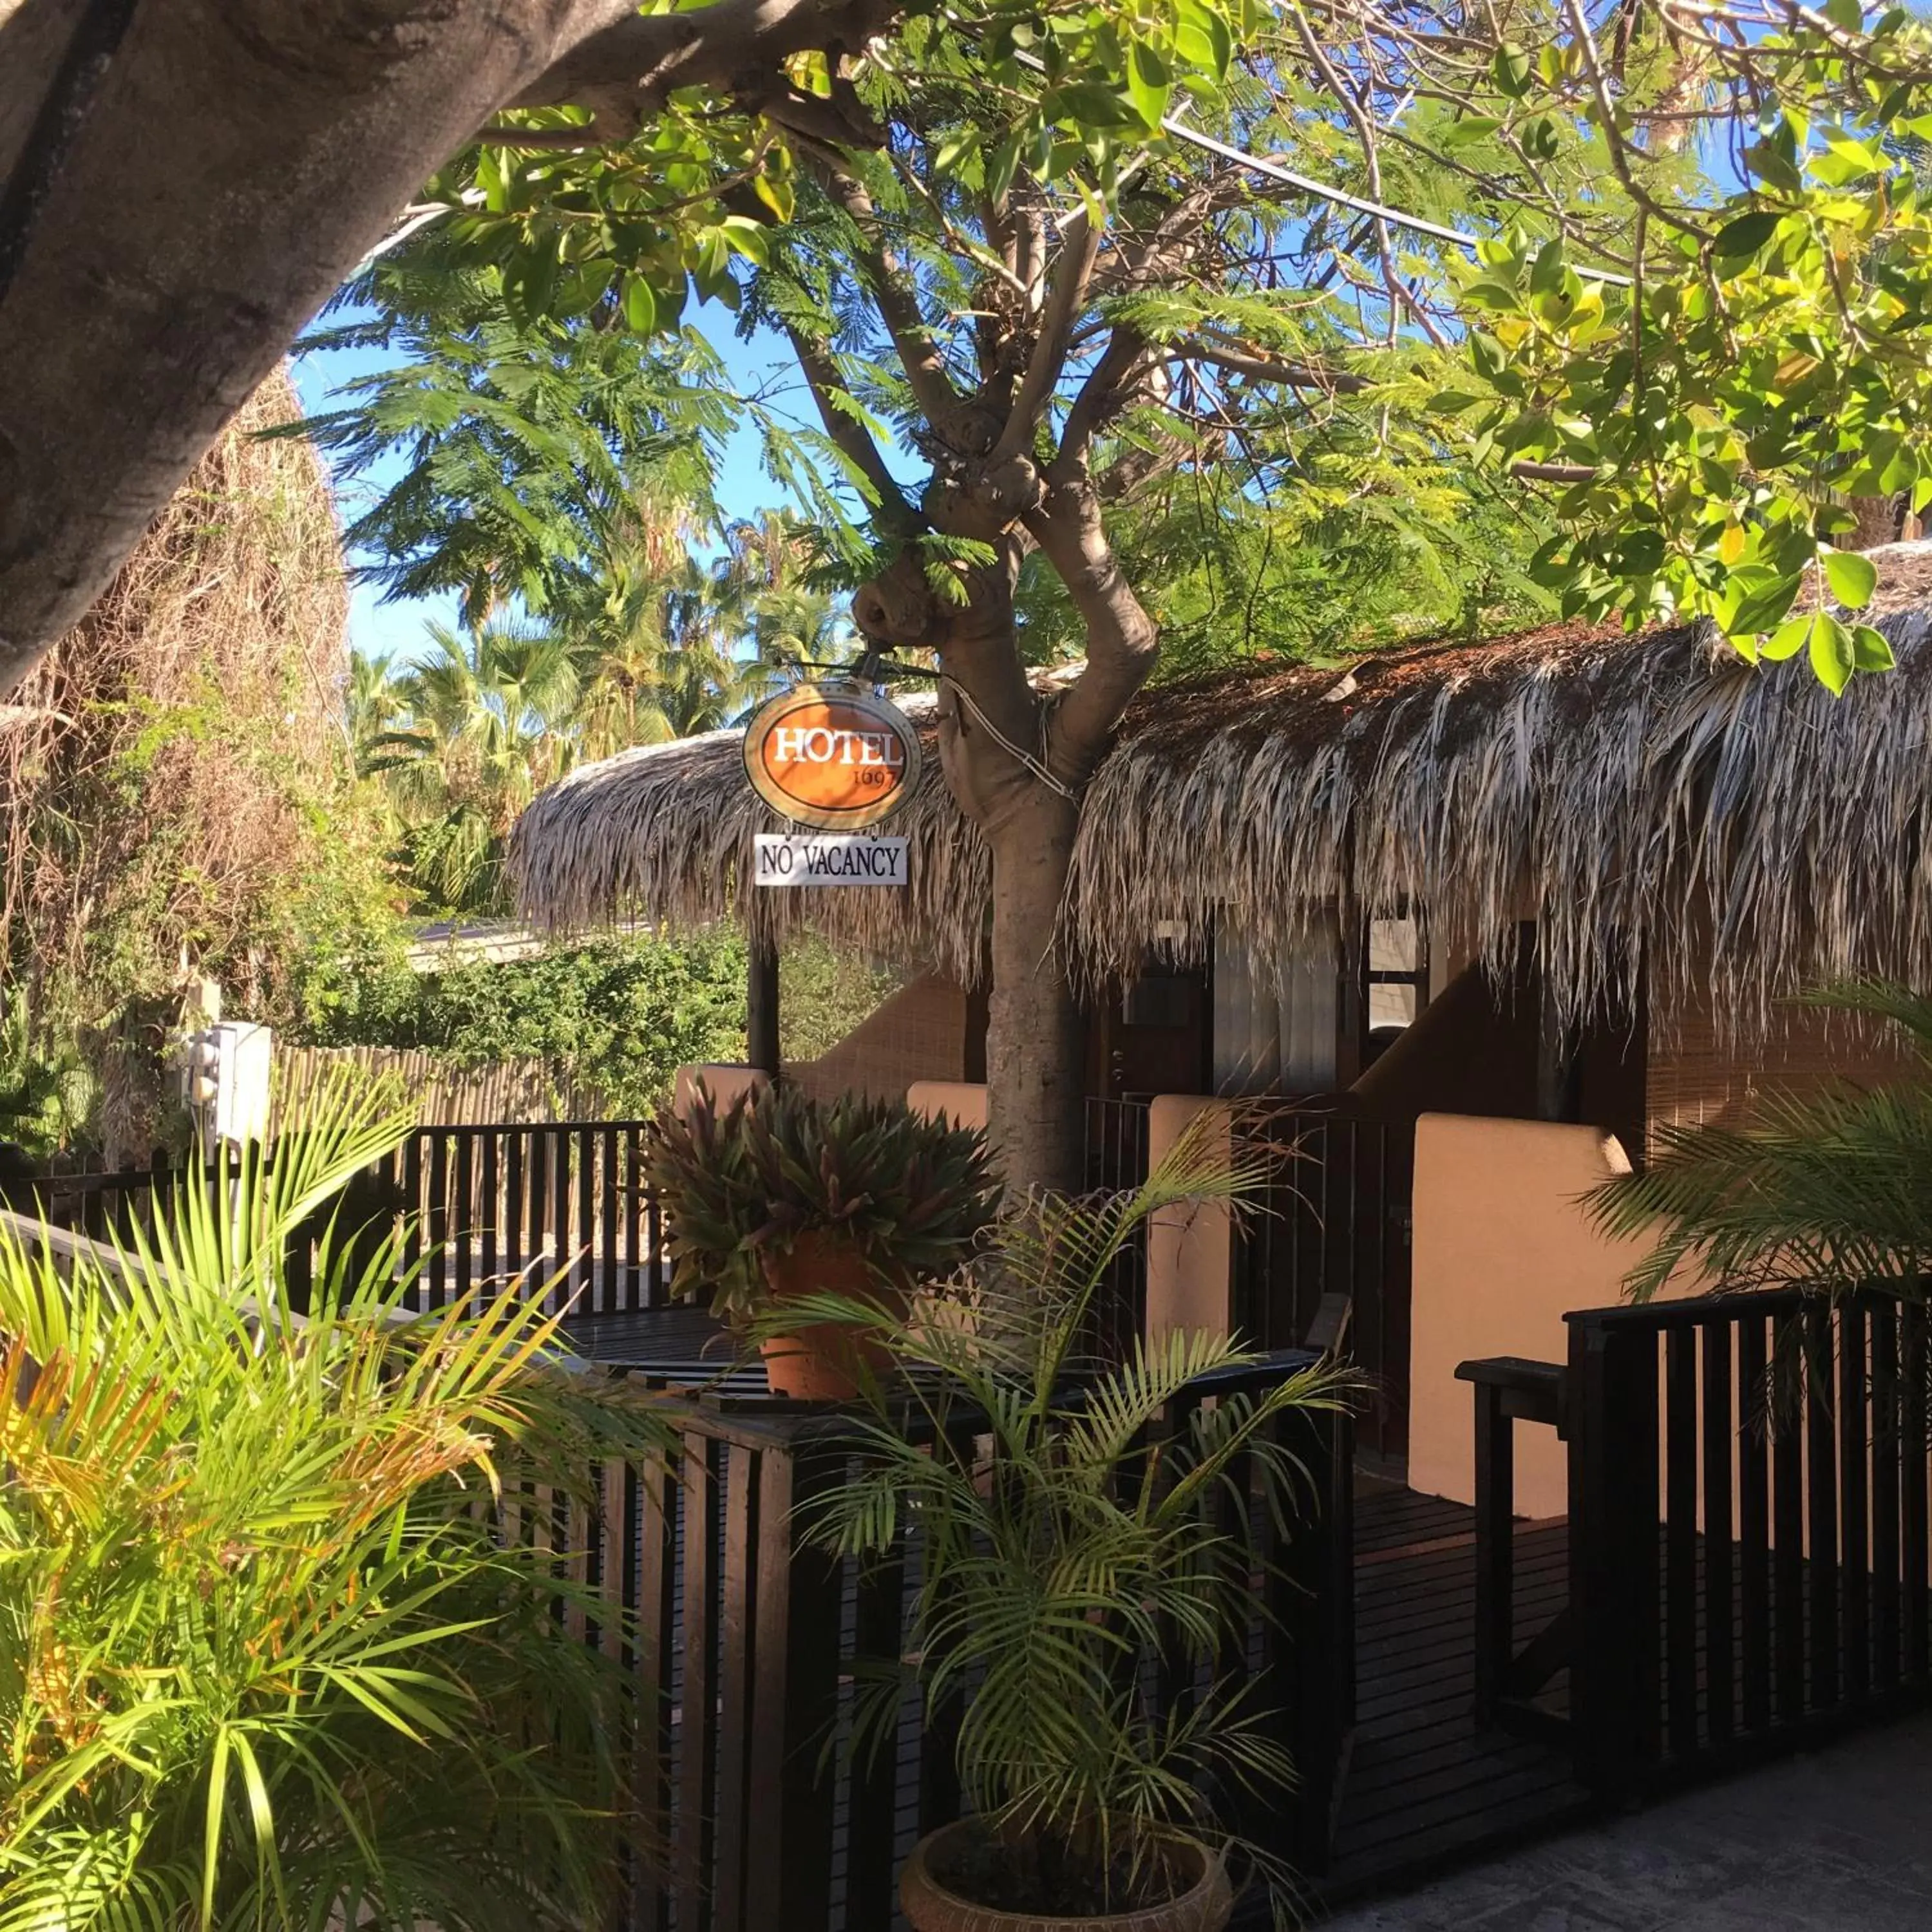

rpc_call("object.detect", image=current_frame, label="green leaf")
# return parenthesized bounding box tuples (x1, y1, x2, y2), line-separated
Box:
(1712, 210, 1782, 264)
(1174, 0, 1233, 78)
(753, 171, 795, 222)
(1051, 82, 1142, 129)
(1126, 41, 1171, 130)
(1823, 549, 1879, 609)
(1426, 390, 1485, 415)
(1470, 332, 1509, 379)
(621, 276, 656, 334)
(1809, 611, 1855, 694)
(1761, 613, 1814, 661)
(718, 214, 771, 265)
(1521, 117, 1561, 160)
(1439, 115, 1502, 147)
(984, 132, 1021, 204)
(1852, 623, 1897, 672)
(1492, 42, 1533, 97)
(1725, 571, 1804, 636)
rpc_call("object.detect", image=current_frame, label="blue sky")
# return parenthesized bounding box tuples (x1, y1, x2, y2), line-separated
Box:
(289, 308, 817, 665)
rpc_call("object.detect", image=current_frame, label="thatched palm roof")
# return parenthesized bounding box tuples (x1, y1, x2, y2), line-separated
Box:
(510, 545, 1932, 1036)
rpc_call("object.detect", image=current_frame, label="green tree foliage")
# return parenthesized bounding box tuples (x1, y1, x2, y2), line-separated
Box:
(361, 620, 585, 916)
(298, 931, 902, 1117)
(374, 0, 1932, 694)
(339, 513, 837, 918)
(0, 1076, 665, 1929)
(294, 286, 732, 627)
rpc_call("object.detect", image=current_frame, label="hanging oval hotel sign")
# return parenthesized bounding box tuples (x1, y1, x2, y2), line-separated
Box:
(742, 682, 923, 831)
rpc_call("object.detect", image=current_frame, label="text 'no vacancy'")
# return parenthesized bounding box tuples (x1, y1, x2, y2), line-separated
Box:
(753, 834, 909, 887)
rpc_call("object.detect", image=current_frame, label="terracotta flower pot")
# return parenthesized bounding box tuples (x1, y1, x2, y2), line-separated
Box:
(900, 1823, 1233, 1932)
(757, 1227, 906, 1401)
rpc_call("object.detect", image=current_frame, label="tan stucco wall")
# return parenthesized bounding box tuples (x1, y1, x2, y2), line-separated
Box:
(672, 1063, 770, 1116)
(906, 1079, 988, 1128)
(1144, 1095, 1236, 1341)
(1408, 1112, 1647, 1518)
(786, 972, 971, 1104)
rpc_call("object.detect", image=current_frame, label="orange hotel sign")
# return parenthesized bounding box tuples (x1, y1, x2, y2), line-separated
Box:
(742, 683, 923, 831)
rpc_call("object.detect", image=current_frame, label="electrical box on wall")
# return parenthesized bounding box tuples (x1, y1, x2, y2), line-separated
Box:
(180, 1021, 272, 1154)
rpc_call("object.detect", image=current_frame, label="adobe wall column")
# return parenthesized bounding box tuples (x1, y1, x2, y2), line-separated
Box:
(673, 1064, 772, 1117)
(1144, 1094, 1237, 1342)
(906, 1081, 988, 1129)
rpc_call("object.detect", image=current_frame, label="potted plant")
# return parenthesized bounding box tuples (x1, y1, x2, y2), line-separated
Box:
(642, 1081, 998, 1398)
(806, 1121, 1363, 1928)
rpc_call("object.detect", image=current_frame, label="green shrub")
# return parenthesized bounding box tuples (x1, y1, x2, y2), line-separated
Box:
(0, 1077, 665, 1929)
(303, 931, 909, 1118)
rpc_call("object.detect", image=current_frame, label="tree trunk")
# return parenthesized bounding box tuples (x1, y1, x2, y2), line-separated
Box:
(985, 791, 1084, 1195)
(1846, 494, 1904, 552)
(0, 0, 903, 690)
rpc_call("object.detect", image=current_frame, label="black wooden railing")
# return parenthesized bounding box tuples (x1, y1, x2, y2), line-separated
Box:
(1567, 1286, 1932, 1794)
(8, 1154, 176, 1246)
(23, 1104, 1160, 1336)
(582, 1349, 1354, 1931)
(1083, 1094, 1153, 1350)
(349, 1122, 668, 1316)
(1233, 1104, 1412, 1461)
(1467, 1285, 1932, 1801)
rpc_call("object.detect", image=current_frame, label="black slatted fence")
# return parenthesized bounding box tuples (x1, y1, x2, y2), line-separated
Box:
(587, 1351, 1353, 1931)
(354, 1122, 668, 1315)
(1233, 1104, 1412, 1461)
(1567, 1286, 1932, 1795)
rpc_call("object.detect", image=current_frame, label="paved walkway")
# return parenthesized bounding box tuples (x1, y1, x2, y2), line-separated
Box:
(1323, 1713, 1932, 1930)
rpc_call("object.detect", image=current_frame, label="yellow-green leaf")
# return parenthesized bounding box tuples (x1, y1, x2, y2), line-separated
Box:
(1823, 548, 1879, 609)
(1809, 611, 1855, 694)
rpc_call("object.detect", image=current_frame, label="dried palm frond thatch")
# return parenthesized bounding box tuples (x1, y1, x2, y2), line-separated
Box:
(0, 371, 358, 1153)
(511, 544, 1932, 1045)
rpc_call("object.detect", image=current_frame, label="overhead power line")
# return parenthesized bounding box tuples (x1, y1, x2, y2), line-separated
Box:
(1153, 115, 1635, 287)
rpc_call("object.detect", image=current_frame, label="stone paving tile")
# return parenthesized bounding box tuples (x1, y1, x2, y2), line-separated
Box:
(1322, 1714, 1932, 1931)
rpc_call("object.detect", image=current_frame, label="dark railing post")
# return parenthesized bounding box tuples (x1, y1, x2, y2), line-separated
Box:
(743, 1442, 843, 1931)
(747, 934, 781, 1076)
(1457, 1356, 1566, 1730)
(1266, 1396, 1355, 1873)
(1567, 1314, 1660, 1797)
(1472, 1376, 1513, 1723)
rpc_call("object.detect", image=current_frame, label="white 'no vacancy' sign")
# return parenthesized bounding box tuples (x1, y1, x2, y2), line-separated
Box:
(753, 833, 909, 887)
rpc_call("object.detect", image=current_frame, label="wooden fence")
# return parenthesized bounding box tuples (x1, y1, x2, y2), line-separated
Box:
(1234, 1105, 1412, 1463)
(583, 1349, 1355, 1931)
(1466, 1285, 1932, 1801)
(5, 1155, 175, 1247)
(1566, 1285, 1932, 1794)
(357, 1122, 667, 1316)
(275, 1045, 608, 1128)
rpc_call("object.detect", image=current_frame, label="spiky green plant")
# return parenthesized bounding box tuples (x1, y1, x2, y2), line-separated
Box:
(1589, 982, 1932, 1301)
(642, 1081, 998, 1322)
(0, 1069, 664, 1932)
(800, 1120, 1361, 1921)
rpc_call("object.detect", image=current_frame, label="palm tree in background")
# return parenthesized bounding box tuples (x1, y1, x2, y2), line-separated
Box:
(362, 621, 583, 915)
(351, 515, 849, 913)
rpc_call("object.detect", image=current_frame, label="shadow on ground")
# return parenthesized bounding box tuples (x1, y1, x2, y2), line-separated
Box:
(1323, 1711, 1932, 1930)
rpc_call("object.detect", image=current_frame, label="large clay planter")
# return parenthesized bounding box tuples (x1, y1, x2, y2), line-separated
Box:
(757, 1227, 906, 1401)
(900, 1823, 1233, 1932)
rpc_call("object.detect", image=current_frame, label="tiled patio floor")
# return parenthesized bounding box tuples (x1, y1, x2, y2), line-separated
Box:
(1323, 1711, 1932, 1930)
